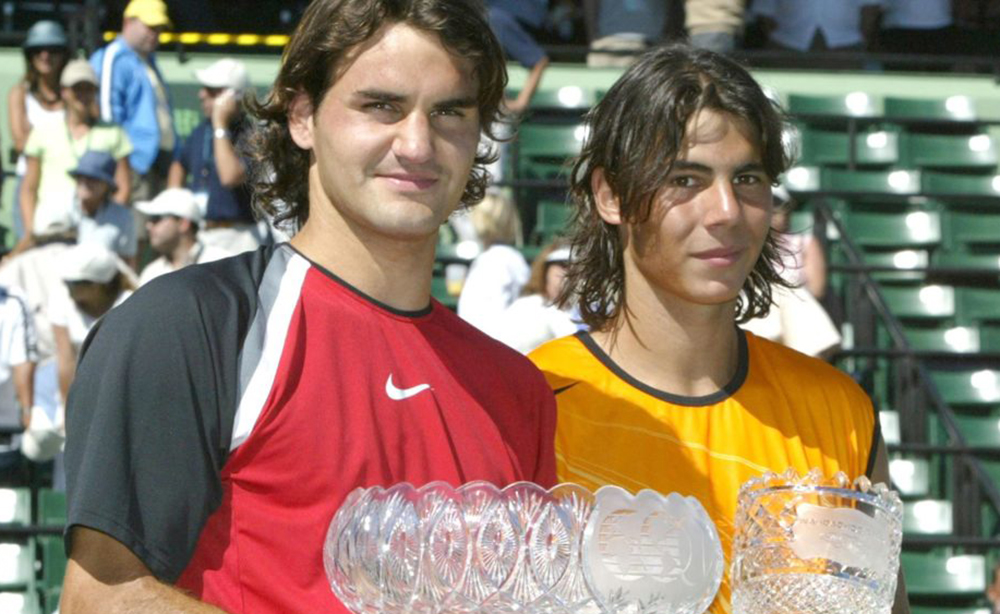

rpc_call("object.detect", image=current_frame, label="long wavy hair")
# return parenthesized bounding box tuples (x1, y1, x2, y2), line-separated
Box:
(559, 43, 793, 331)
(245, 0, 507, 232)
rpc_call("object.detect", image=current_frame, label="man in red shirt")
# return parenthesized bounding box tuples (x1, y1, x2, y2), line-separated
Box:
(60, 1, 557, 613)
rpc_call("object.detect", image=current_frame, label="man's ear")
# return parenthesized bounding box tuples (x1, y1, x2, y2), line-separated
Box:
(592, 167, 621, 225)
(287, 92, 315, 150)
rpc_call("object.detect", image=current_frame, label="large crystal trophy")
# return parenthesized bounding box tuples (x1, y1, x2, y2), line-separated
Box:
(730, 468, 903, 614)
(323, 481, 725, 613)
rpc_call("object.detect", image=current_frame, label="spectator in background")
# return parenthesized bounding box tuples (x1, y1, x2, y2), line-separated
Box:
(50, 243, 134, 404)
(751, 0, 882, 52)
(137, 188, 232, 286)
(495, 240, 579, 354)
(91, 0, 176, 202)
(168, 58, 262, 254)
(0, 283, 37, 478)
(7, 20, 69, 241)
(70, 150, 137, 267)
(18, 59, 132, 249)
(585, 0, 669, 67)
(686, 0, 746, 53)
(486, 0, 550, 113)
(457, 191, 530, 338)
(877, 0, 955, 56)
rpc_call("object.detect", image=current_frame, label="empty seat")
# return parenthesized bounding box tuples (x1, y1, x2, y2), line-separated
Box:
(37, 536, 66, 594)
(884, 95, 978, 122)
(0, 489, 30, 526)
(516, 123, 586, 179)
(957, 287, 1000, 324)
(844, 211, 941, 249)
(880, 409, 900, 445)
(904, 326, 981, 353)
(903, 499, 953, 535)
(912, 607, 990, 614)
(930, 369, 1000, 408)
(787, 92, 879, 118)
(889, 457, 930, 497)
(0, 542, 33, 589)
(37, 490, 66, 527)
(797, 127, 899, 167)
(951, 414, 1000, 447)
(881, 285, 955, 321)
(0, 592, 41, 614)
(532, 201, 572, 242)
(862, 249, 929, 283)
(933, 251, 1000, 271)
(901, 552, 985, 596)
(945, 212, 1000, 249)
(901, 132, 998, 169)
(921, 171, 1000, 196)
(821, 168, 921, 195)
(527, 85, 598, 111)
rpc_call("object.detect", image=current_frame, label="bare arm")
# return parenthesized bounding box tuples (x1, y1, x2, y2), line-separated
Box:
(7, 83, 30, 154)
(54, 324, 75, 404)
(506, 56, 550, 116)
(20, 155, 41, 239)
(114, 157, 132, 205)
(802, 237, 827, 299)
(870, 435, 911, 614)
(12, 361, 34, 428)
(62, 526, 229, 614)
(167, 160, 186, 188)
(211, 92, 247, 188)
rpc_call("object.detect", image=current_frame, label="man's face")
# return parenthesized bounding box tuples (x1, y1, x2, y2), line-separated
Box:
(610, 109, 773, 311)
(289, 24, 481, 243)
(123, 17, 163, 56)
(63, 82, 99, 121)
(145, 215, 184, 254)
(198, 86, 226, 118)
(75, 176, 111, 215)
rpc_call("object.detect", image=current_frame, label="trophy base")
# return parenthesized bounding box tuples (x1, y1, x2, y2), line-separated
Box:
(732, 573, 890, 614)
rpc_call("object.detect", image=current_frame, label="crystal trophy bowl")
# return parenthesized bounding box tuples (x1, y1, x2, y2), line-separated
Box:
(730, 468, 903, 614)
(324, 481, 724, 614)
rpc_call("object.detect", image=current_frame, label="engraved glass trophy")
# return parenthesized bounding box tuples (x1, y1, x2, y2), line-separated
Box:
(730, 468, 904, 614)
(323, 481, 725, 613)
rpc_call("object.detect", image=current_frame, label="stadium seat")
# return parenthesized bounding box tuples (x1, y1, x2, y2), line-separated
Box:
(921, 171, 1000, 196)
(945, 212, 1000, 250)
(930, 369, 1000, 408)
(883, 95, 978, 122)
(843, 211, 941, 249)
(515, 123, 586, 179)
(981, 325, 1000, 351)
(904, 326, 981, 353)
(821, 168, 921, 195)
(532, 201, 572, 242)
(0, 592, 41, 614)
(903, 499, 953, 535)
(862, 249, 929, 283)
(950, 414, 1000, 447)
(880, 285, 955, 321)
(889, 457, 930, 497)
(912, 608, 989, 614)
(797, 127, 899, 167)
(527, 86, 598, 111)
(900, 132, 998, 170)
(956, 287, 1000, 324)
(787, 92, 879, 118)
(36, 490, 66, 527)
(880, 409, 900, 445)
(782, 165, 822, 192)
(933, 251, 1000, 271)
(0, 542, 33, 589)
(37, 536, 65, 596)
(0, 489, 30, 526)
(901, 552, 985, 596)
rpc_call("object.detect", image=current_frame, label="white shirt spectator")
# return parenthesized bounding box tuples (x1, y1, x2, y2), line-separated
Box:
(494, 294, 578, 354)
(457, 244, 530, 339)
(138, 241, 232, 286)
(750, 0, 883, 50)
(881, 0, 951, 29)
(0, 242, 72, 360)
(0, 287, 37, 432)
(49, 286, 132, 351)
(77, 201, 137, 259)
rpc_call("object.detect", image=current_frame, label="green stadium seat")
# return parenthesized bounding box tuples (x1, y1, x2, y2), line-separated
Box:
(797, 127, 899, 167)
(889, 457, 929, 497)
(782, 166, 822, 192)
(921, 171, 1000, 196)
(933, 250, 1000, 271)
(527, 86, 598, 111)
(930, 369, 1000, 407)
(787, 92, 879, 118)
(0, 542, 34, 589)
(900, 132, 998, 169)
(37, 536, 66, 594)
(37, 490, 66, 527)
(821, 168, 921, 194)
(43, 587, 59, 614)
(957, 287, 1000, 324)
(903, 499, 953, 535)
(945, 212, 1000, 250)
(515, 123, 586, 179)
(884, 95, 978, 122)
(844, 211, 941, 249)
(904, 326, 981, 353)
(901, 552, 985, 596)
(982, 324, 1000, 351)
(880, 285, 955, 320)
(532, 201, 571, 242)
(0, 592, 41, 614)
(0, 489, 30, 526)
(949, 414, 1000, 447)
(862, 249, 929, 283)
(880, 409, 900, 445)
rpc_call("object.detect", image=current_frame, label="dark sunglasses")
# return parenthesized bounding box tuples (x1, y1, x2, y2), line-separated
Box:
(29, 46, 66, 56)
(146, 215, 179, 224)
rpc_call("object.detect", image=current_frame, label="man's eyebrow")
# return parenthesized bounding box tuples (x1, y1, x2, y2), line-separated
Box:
(433, 96, 477, 109)
(353, 90, 406, 103)
(669, 161, 767, 174)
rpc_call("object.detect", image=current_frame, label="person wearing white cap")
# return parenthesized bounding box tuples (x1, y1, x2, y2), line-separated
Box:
(49, 243, 134, 403)
(90, 0, 176, 203)
(136, 188, 233, 286)
(19, 58, 132, 247)
(167, 57, 262, 255)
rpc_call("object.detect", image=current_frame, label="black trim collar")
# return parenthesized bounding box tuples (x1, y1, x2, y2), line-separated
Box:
(284, 244, 434, 318)
(576, 328, 749, 407)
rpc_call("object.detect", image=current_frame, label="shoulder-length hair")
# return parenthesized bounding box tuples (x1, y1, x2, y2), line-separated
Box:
(560, 43, 793, 331)
(245, 0, 507, 232)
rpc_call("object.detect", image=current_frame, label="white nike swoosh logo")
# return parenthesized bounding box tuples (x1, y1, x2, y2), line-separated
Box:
(385, 374, 431, 401)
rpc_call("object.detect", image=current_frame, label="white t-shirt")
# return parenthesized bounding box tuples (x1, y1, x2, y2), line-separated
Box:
(77, 202, 138, 259)
(49, 288, 132, 351)
(0, 242, 72, 360)
(138, 241, 233, 287)
(0, 287, 37, 431)
(457, 244, 530, 339)
(750, 0, 884, 50)
(494, 294, 579, 354)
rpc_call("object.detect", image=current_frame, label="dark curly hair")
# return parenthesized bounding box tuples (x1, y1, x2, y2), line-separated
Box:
(245, 0, 507, 231)
(559, 43, 793, 331)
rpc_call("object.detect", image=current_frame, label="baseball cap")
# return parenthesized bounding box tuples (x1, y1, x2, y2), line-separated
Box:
(123, 0, 172, 29)
(136, 188, 202, 223)
(32, 206, 76, 238)
(61, 243, 119, 284)
(69, 150, 118, 191)
(24, 20, 68, 50)
(195, 58, 249, 91)
(546, 246, 572, 263)
(60, 59, 98, 88)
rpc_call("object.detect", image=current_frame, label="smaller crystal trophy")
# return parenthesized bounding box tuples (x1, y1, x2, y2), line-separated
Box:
(730, 468, 904, 614)
(324, 481, 725, 613)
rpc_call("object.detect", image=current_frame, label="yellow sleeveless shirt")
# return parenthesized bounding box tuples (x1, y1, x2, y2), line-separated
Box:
(529, 329, 878, 614)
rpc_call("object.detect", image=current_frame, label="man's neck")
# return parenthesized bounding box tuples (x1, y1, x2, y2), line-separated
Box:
(592, 272, 742, 398)
(290, 199, 438, 313)
(66, 112, 93, 135)
(167, 236, 197, 267)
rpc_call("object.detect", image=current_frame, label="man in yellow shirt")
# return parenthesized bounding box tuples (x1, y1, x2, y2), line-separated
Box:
(529, 44, 909, 614)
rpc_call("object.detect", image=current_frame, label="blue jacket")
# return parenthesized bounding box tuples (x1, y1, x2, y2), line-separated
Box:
(90, 37, 177, 174)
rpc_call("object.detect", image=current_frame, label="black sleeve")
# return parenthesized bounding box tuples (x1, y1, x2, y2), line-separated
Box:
(63, 248, 271, 582)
